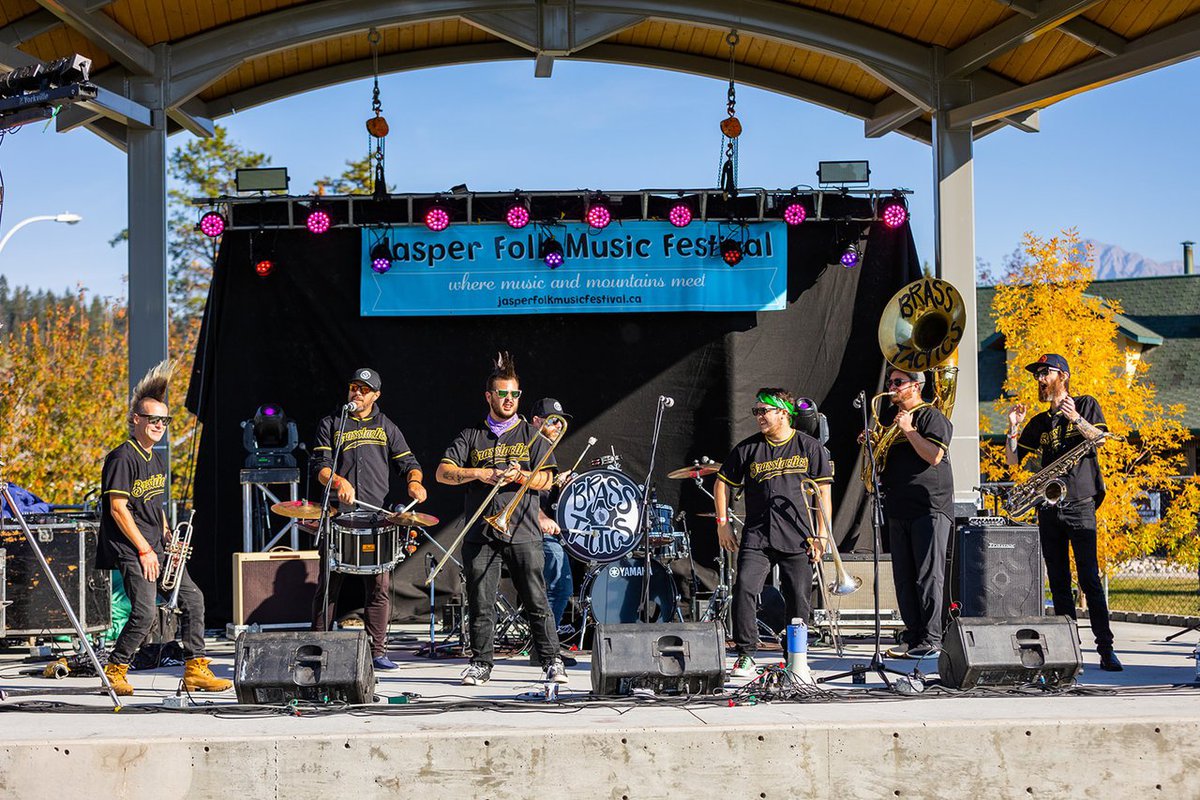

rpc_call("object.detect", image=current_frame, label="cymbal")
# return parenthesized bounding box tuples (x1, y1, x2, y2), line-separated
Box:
(387, 510, 440, 528)
(270, 500, 323, 520)
(665, 463, 721, 480)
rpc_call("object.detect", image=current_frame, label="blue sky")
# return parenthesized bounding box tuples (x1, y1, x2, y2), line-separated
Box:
(1, 56, 1197, 299)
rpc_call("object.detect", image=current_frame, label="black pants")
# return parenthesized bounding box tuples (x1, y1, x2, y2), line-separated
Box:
(110, 555, 205, 666)
(732, 546, 812, 656)
(463, 537, 559, 667)
(1038, 498, 1113, 650)
(887, 513, 951, 647)
(311, 566, 392, 658)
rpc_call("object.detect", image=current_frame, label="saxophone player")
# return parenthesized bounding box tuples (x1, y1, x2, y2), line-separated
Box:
(95, 362, 233, 696)
(1005, 353, 1122, 672)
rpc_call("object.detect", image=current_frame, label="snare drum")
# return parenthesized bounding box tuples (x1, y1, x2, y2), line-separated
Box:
(650, 530, 691, 563)
(330, 511, 402, 575)
(581, 556, 677, 624)
(556, 468, 643, 563)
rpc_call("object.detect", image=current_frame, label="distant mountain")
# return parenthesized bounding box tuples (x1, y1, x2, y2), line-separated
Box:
(1085, 240, 1187, 280)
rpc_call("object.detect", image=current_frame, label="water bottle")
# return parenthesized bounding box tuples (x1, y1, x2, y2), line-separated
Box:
(1192, 644, 1200, 683)
(785, 618, 812, 682)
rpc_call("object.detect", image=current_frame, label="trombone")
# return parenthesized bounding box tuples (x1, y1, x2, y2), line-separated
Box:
(425, 414, 568, 585)
(800, 478, 860, 597)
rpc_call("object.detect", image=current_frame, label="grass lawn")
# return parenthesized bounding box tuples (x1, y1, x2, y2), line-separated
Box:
(1108, 575, 1200, 616)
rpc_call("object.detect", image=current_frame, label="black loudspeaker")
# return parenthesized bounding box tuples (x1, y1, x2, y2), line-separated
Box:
(591, 621, 725, 696)
(956, 524, 1042, 618)
(234, 630, 374, 704)
(939, 616, 1082, 689)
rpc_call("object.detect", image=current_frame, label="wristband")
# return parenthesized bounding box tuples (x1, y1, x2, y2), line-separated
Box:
(514, 471, 526, 485)
(716, 516, 728, 525)
(138, 548, 152, 556)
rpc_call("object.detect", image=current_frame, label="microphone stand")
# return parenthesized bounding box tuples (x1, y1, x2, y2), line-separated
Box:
(317, 404, 353, 633)
(818, 389, 911, 688)
(638, 396, 671, 623)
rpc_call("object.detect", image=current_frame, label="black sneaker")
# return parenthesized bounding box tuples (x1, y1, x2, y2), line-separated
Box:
(460, 662, 492, 685)
(906, 643, 940, 659)
(1098, 650, 1124, 672)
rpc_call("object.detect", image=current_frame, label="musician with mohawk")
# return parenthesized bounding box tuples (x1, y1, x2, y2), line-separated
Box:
(96, 361, 232, 696)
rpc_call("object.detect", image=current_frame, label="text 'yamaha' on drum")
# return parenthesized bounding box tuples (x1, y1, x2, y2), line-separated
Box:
(556, 467, 643, 563)
(330, 511, 403, 574)
(581, 556, 677, 625)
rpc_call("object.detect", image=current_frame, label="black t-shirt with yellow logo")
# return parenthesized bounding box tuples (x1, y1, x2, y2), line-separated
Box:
(311, 406, 421, 508)
(442, 418, 556, 545)
(1017, 395, 1108, 507)
(97, 439, 168, 568)
(717, 430, 833, 553)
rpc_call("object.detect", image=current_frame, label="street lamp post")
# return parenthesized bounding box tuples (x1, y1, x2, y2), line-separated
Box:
(0, 212, 83, 256)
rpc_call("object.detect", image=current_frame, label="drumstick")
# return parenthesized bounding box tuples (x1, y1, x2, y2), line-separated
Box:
(355, 498, 417, 516)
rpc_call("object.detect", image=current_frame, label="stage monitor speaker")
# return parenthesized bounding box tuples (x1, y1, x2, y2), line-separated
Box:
(956, 524, 1042, 618)
(232, 550, 319, 626)
(591, 621, 725, 696)
(234, 630, 374, 704)
(939, 616, 1082, 689)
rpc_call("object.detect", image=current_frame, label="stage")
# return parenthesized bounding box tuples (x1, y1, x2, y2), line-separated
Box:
(1, 619, 1197, 799)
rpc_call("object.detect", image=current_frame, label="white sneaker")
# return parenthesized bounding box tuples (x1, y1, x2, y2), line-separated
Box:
(730, 654, 757, 678)
(543, 657, 569, 685)
(460, 662, 492, 685)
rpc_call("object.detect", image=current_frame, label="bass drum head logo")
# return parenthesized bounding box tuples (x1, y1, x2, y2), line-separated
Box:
(557, 469, 642, 563)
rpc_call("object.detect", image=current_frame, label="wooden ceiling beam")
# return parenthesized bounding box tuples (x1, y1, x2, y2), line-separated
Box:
(34, 0, 155, 75)
(946, 0, 1102, 77)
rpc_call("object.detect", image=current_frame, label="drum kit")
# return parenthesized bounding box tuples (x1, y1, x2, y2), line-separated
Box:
(268, 498, 439, 576)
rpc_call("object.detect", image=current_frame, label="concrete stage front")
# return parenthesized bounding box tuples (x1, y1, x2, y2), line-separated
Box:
(1, 620, 1197, 799)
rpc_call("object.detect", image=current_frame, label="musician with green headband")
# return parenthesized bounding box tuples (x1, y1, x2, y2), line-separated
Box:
(715, 387, 833, 679)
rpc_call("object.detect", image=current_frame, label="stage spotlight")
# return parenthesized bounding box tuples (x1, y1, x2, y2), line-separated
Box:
(781, 197, 807, 226)
(424, 202, 451, 232)
(305, 209, 331, 234)
(840, 243, 860, 268)
(198, 211, 226, 238)
(720, 238, 743, 266)
(255, 259, 275, 276)
(584, 195, 612, 230)
(879, 193, 908, 229)
(505, 197, 531, 229)
(540, 237, 564, 269)
(668, 201, 693, 228)
(370, 239, 392, 274)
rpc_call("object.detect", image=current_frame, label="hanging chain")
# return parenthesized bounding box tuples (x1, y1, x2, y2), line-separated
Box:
(366, 28, 389, 200)
(717, 31, 741, 199)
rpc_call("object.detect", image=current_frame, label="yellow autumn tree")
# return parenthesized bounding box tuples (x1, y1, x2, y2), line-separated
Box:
(980, 230, 1199, 573)
(0, 293, 201, 507)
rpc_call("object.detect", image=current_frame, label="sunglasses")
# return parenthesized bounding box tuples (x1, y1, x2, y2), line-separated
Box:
(750, 407, 778, 417)
(349, 383, 376, 393)
(1032, 368, 1060, 378)
(887, 378, 914, 388)
(493, 389, 522, 399)
(137, 414, 173, 426)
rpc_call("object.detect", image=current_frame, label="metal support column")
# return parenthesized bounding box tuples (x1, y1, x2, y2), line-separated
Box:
(933, 71, 982, 507)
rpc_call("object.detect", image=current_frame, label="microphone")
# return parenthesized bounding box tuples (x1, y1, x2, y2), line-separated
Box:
(700, 456, 712, 465)
(852, 391, 866, 409)
(342, 400, 359, 412)
(660, 395, 675, 408)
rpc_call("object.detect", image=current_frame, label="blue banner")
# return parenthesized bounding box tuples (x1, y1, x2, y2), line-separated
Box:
(360, 221, 786, 316)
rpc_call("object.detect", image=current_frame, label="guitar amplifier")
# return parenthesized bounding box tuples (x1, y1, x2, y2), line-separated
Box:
(232, 550, 319, 627)
(1, 516, 111, 636)
(954, 524, 1043, 618)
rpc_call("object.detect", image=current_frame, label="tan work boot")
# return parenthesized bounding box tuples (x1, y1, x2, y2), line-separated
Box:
(104, 663, 135, 696)
(182, 657, 232, 692)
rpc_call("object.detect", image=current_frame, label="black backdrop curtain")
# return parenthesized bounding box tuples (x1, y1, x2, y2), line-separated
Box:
(186, 218, 920, 623)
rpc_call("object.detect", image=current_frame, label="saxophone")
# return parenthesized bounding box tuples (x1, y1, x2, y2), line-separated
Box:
(1002, 432, 1121, 517)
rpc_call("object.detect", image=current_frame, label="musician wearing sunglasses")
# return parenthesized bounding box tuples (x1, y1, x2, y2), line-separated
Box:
(436, 352, 566, 687)
(876, 369, 954, 660)
(96, 362, 232, 696)
(1005, 353, 1121, 672)
(310, 367, 425, 672)
(715, 388, 833, 679)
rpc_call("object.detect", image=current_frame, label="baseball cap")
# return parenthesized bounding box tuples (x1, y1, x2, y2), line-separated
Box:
(531, 397, 572, 420)
(350, 367, 382, 391)
(1024, 354, 1069, 375)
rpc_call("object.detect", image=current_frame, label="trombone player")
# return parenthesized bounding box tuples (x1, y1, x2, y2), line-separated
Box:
(436, 353, 566, 686)
(715, 388, 833, 679)
(875, 368, 954, 660)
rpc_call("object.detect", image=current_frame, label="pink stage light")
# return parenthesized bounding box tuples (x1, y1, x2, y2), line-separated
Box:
(199, 211, 226, 238)
(424, 205, 451, 232)
(506, 202, 530, 229)
(668, 202, 693, 227)
(880, 199, 908, 229)
(584, 199, 612, 230)
(782, 201, 807, 226)
(305, 210, 331, 234)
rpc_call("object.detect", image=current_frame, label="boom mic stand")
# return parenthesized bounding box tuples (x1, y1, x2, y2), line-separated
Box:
(818, 389, 910, 689)
(638, 395, 672, 623)
(316, 403, 353, 632)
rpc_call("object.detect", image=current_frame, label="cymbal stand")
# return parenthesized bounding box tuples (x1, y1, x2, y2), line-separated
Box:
(0, 463, 121, 710)
(316, 405, 352, 632)
(415, 528, 465, 657)
(691, 469, 742, 627)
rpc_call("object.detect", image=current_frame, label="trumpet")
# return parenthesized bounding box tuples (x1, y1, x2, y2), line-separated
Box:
(425, 414, 567, 585)
(484, 415, 569, 540)
(799, 478, 861, 596)
(161, 509, 195, 612)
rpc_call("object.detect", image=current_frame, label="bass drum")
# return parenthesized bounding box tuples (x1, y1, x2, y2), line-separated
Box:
(556, 468, 642, 563)
(581, 556, 677, 625)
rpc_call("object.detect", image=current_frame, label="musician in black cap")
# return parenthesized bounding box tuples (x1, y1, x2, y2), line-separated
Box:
(1006, 353, 1122, 671)
(311, 367, 425, 671)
